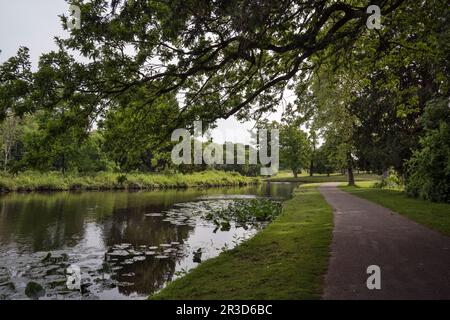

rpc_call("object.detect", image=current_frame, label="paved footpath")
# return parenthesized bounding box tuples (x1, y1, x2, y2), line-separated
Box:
(319, 182, 450, 299)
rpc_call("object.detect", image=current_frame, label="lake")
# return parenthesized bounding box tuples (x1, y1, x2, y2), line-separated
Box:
(0, 182, 298, 300)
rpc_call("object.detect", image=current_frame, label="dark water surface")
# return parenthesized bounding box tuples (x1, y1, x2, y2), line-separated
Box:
(0, 182, 297, 299)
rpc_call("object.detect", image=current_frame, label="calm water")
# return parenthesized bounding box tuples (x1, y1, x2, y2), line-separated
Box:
(0, 182, 297, 300)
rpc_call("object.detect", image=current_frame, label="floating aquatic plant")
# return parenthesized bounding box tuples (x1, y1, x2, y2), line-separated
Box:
(193, 248, 202, 263)
(204, 199, 282, 230)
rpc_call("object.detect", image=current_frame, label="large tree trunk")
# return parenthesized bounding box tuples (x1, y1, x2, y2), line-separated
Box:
(309, 159, 314, 176)
(347, 166, 355, 186)
(293, 170, 298, 178)
(347, 152, 355, 186)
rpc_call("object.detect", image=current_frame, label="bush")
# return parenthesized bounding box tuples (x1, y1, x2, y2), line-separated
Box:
(405, 121, 450, 202)
(374, 168, 403, 190)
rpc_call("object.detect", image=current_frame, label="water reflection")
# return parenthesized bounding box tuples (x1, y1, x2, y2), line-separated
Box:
(0, 182, 297, 299)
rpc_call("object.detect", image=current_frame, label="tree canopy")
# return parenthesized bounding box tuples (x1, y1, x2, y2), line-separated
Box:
(1, 0, 407, 129)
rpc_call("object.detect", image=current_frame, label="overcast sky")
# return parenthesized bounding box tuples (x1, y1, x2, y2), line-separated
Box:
(0, 0, 287, 144)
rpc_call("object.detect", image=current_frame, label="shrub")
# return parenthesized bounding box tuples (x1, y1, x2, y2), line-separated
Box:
(405, 122, 450, 202)
(374, 168, 403, 190)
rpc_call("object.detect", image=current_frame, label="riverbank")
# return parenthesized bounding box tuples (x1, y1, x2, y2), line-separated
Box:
(341, 182, 450, 236)
(0, 171, 259, 193)
(151, 184, 333, 299)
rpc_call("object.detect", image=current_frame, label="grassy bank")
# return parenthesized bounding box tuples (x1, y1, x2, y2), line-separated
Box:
(151, 184, 333, 300)
(268, 173, 380, 183)
(341, 182, 450, 236)
(0, 170, 259, 192)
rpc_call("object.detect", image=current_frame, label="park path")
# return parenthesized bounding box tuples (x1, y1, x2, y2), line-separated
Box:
(319, 182, 450, 300)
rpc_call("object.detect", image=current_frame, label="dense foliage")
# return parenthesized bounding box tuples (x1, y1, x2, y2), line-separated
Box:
(279, 123, 311, 177)
(405, 99, 450, 202)
(0, 0, 449, 200)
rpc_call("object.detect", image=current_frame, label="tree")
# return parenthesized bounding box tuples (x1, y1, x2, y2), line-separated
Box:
(294, 65, 360, 185)
(313, 141, 337, 176)
(1, 1, 408, 143)
(0, 111, 22, 171)
(18, 110, 86, 173)
(99, 94, 180, 172)
(405, 98, 450, 202)
(289, 0, 449, 185)
(308, 130, 318, 176)
(338, 0, 449, 177)
(279, 124, 311, 178)
(70, 131, 113, 172)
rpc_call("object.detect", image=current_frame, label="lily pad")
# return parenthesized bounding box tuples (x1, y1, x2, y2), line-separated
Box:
(127, 249, 144, 256)
(107, 250, 130, 257)
(25, 281, 45, 299)
(132, 256, 146, 262)
(113, 243, 132, 250)
(144, 213, 162, 217)
(121, 272, 135, 277)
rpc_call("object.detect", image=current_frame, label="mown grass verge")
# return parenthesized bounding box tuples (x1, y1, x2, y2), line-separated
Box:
(0, 170, 258, 193)
(151, 184, 333, 300)
(268, 173, 380, 183)
(341, 182, 450, 236)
